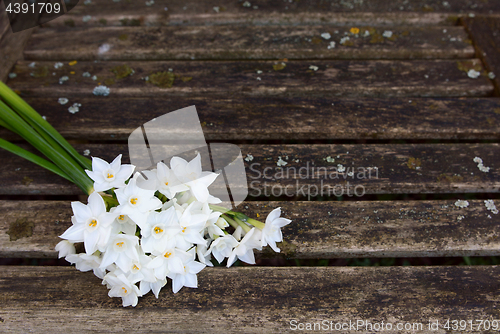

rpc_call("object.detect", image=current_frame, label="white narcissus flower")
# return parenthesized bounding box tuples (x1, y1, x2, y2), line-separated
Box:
(141, 207, 180, 253)
(105, 271, 141, 307)
(155, 162, 189, 199)
(100, 234, 140, 272)
(60, 192, 116, 255)
(174, 202, 209, 250)
(85, 154, 135, 192)
(114, 176, 162, 229)
(227, 228, 261, 267)
(65, 253, 106, 279)
(196, 243, 213, 267)
(261, 207, 292, 252)
(167, 250, 206, 293)
(147, 248, 191, 281)
(110, 210, 137, 236)
(208, 234, 239, 264)
(55, 240, 76, 258)
(170, 154, 219, 203)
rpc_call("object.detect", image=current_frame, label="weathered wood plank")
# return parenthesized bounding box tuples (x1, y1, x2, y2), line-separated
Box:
(2, 199, 500, 259)
(7, 59, 494, 97)
(1, 143, 499, 196)
(1, 266, 500, 333)
(2, 97, 500, 141)
(25, 26, 474, 60)
(42, 0, 500, 28)
(464, 16, 500, 96)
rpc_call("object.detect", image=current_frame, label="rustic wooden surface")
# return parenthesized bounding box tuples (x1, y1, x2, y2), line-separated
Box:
(1, 143, 499, 196)
(1, 265, 500, 333)
(25, 26, 474, 60)
(1, 200, 499, 259)
(464, 16, 500, 96)
(7, 59, 493, 97)
(1, 96, 499, 141)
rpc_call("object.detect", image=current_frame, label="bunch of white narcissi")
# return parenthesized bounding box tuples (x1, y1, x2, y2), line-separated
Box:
(55, 153, 292, 307)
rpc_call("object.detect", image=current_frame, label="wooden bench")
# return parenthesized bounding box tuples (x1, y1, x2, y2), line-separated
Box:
(1, 0, 500, 332)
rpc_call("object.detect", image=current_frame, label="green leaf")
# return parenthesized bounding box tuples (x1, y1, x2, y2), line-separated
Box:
(0, 138, 73, 182)
(0, 100, 93, 194)
(0, 81, 91, 170)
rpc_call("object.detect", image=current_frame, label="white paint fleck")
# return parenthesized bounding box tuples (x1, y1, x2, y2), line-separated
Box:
(256, 77, 261, 81)
(82, 15, 92, 22)
(8, 73, 17, 79)
(244, 154, 254, 162)
(277, 156, 288, 167)
(145, 0, 154, 6)
(488, 72, 496, 79)
(321, 32, 331, 40)
(93, 85, 110, 96)
(474, 156, 490, 172)
(213, 6, 219, 12)
(98, 43, 111, 55)
(58, 98, 69, 105)
(337, 164, 346, 173)
(309, 65, 319, 71)
(242, 1, 251, 7)
(485, 200, 499, 214)
(59, 76, 69, 84)
(82, 72, 91, 77)
(28, 62, 36, 68)
(382, 30, 393, 38)
(468, 69, 480, 79)
(83, 149, 91, 156)
(340, 36, 350, 45)
(325, 156, 335, 163)
(54, 62, 63, 69)
(455, 200, 469, 208)
(68, 103, 82, 114)
(327, 41, 336, 49)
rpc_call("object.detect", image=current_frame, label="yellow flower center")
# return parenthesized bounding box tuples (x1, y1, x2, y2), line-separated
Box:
(164, 251, 172, 258)
(154, 226, 163, 234)
(130, 197, 138, 205)
(89, 219, 97, 227)
(122, 287, 128, 294)
(132, 264, 139, 271)
(107, 173, 114, 179)
(118, 215, 125, 221)
(116, 242, 124, 247)
(165, 181, 169, 186)
(181, 227, 187, 233)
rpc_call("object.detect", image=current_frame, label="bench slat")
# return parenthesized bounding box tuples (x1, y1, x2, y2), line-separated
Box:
(1, 143, 499, 196)
(7, 60, 493, 97)
(464, 16, 500, 96)
(1, 265, 499, 332)
(25, 26, 474, 60)
(2, 97, 499, 141)
(1, 200, 499, 259)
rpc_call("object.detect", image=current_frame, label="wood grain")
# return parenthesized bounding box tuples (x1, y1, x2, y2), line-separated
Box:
(1, 143, 499, 196)
(1, 199, 500, 259)
(1, 265, 500, 333)
(24, 26, 474, 60)
(1, 96, 499, 141)
(7, 59, 494, 97)
(464, 16, 500, 96)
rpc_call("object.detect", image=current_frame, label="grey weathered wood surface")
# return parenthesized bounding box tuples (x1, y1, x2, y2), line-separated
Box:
(1, 200, 499, 259)
(7, 59, 493, 97)
(1, 143, 499, 196)
(24, 26, 474, 60)
(1, 96, 499, 141)
(1, 266, 500, 333)
(464, 16, 500, 96)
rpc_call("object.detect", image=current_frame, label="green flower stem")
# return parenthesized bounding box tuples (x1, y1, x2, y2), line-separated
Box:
(0, 81, 91, 170)
(209, 204, 236, 215)
(246, 218, 265, 230)
(0, 100, 93, 194)
(0, 117, 17, 134)
(0, 138, 73, 182)
(221, 214, 242, 231)
(234, 217, 252, 233)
